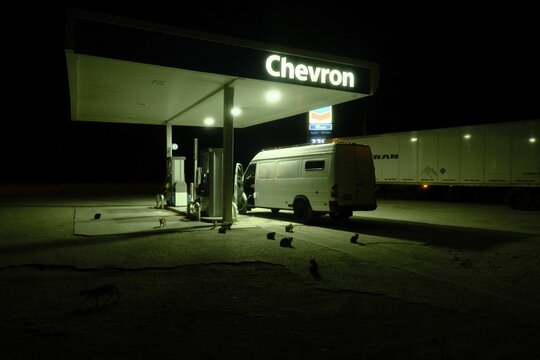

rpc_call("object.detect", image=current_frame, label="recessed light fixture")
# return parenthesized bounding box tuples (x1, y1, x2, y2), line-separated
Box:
(410, 137, 418, 142)
(231, 107, 242, 116)
(529, 137, 536, 143)
(463, 134, 471, 139)
(204, 117, 215, 126)
(265, 90, 282, 103)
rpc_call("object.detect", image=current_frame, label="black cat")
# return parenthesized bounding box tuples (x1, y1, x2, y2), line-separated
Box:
(79, 284, 122, 307)
(280, 237, 293, 247)
(285, 223, 294, 233)
(309, 258, 321, 280)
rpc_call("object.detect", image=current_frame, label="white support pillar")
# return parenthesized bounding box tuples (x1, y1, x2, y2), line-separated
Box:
(222, 86, 234, 224)
(193, 138, 198, 186)
(166, 124, 173, 158)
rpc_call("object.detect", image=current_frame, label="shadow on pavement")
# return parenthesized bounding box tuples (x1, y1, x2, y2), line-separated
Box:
(248, 211, 528, 251)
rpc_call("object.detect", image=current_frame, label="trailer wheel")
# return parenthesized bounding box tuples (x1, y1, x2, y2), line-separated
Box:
(505, 188, 531, 210)
(293, 198, 313, 224)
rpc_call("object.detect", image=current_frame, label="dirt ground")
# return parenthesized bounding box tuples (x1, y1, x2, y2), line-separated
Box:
(1, 185, 539, 359)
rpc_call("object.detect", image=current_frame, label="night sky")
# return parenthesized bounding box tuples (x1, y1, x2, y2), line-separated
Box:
(3, 2, 539, 184)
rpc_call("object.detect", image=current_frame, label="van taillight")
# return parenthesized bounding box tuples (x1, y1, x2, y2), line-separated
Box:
(331, 184, 338, 198)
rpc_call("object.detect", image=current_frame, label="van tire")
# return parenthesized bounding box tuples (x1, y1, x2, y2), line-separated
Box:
(293, 199, 313, 224)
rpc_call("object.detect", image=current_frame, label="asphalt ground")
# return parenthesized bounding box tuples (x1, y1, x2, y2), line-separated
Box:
(1, 183, 539, 359)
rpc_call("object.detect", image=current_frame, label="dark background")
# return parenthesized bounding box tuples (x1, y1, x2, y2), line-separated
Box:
(3, 2, 539, 184)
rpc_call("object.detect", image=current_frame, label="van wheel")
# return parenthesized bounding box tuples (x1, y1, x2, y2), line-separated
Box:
(293, 199, 313, 224)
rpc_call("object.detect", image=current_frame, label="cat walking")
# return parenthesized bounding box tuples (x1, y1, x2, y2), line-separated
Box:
(159, 217, 167, 227)
(79, 284, 122, 307)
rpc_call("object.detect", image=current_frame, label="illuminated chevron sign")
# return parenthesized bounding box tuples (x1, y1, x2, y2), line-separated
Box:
(309, 106, 333, 130)
(265, 54, 355, 88)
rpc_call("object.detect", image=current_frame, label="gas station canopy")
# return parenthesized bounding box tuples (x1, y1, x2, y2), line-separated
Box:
(65, 9, 379, 128)
(64, 9, 380, 224)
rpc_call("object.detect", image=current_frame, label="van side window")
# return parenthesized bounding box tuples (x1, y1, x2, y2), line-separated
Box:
(305, 160, 325, 171)
(257, 162, 275, 180)
(276, 160, 300, 179)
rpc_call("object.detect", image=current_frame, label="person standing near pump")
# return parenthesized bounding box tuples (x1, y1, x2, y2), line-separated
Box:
(156, 180, 169, 209)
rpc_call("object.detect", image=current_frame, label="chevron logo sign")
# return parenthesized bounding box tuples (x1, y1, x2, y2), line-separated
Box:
(309, 106, 332, 130)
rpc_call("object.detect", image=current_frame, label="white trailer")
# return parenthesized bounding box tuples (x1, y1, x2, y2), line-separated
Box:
(240, 142, 377, 223)
(331, 120, 539, 209)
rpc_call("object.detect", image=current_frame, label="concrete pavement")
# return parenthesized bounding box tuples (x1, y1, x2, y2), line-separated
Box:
(1, 183, 540, 359)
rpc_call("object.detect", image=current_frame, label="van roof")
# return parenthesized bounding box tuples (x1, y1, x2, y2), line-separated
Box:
(252, 142, 338, 161)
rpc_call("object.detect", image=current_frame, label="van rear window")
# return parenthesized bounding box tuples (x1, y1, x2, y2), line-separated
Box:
(305, 160, 325, 171)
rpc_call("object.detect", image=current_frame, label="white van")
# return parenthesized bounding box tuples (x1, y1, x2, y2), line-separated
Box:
(240, 142, 377, 223)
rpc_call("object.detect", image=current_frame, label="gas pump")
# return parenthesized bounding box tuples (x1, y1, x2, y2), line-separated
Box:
(196, 148, 222, 217)
(195, 148, 239, 221)
(165, 156, 188, 207)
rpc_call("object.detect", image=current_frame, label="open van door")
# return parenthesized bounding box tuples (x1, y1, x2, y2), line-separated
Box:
(235, 163, 245, 214)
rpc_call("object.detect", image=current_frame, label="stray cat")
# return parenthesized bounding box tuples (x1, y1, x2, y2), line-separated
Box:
(285, 223, 294, 233)
(218, 222, 232, 233)
(267, 232, 276, 240)
(350, 233, 365, 245)
(309, 258, 321, 280)
(159, 217, 167, 227)
(280, 237, 293, 248)
(79, 284, 122, 306)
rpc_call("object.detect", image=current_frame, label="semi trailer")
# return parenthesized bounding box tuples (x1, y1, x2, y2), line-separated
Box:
(329, 119, 539, 210)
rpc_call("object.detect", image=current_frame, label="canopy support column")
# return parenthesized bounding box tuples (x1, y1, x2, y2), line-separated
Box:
(166, 124, 173, 158)
(222, 86, 234, 224)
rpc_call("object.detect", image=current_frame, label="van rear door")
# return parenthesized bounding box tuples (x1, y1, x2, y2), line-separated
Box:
(335, 143, 376, 208)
